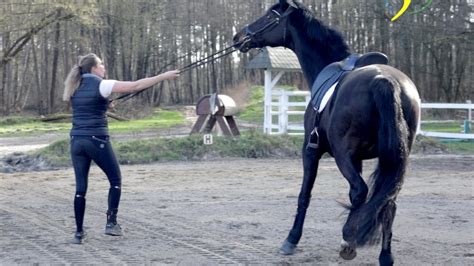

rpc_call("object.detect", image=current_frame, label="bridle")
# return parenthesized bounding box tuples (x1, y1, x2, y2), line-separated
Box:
(242, 6, 295, 47)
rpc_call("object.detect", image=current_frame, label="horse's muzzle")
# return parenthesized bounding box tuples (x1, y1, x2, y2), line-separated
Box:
(233, 29, 253, 53)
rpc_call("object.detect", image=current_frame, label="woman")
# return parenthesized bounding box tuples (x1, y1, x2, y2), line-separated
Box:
(63, 53, 179, 244)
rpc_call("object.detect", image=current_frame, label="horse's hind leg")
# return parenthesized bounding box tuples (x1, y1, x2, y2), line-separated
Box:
(280, 148, 321, 255)
(379, 200, 397, 266)
(336, 156, 368, 260)
(334, 156, 368, 208)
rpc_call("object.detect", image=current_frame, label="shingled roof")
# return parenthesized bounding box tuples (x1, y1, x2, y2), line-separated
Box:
(246, 46, 302, 71)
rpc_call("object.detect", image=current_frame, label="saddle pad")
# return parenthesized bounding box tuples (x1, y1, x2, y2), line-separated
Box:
(317, 82, 338, 112)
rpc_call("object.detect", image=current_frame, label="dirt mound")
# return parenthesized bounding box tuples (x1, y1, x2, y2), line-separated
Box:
(412, 136, 449, 154)
(0, 153, 58, 173)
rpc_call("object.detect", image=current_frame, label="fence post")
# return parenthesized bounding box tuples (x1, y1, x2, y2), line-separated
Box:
(277, 91, 282, 134)
(305, 93, 311, 107)
(279, 91, 289, 134)
(465, 100, 472, 133)
(467, 100, 472, 122)
(264, 71, 272, 134)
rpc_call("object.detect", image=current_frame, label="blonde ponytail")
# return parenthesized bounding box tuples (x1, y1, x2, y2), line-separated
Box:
(63, 65, 81, 101)
(62, 53, 100, 101)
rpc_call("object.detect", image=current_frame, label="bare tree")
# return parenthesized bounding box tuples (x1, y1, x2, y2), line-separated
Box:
(0, 0, 472, 116)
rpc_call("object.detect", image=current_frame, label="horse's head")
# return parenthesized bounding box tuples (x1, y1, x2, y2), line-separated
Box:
(233, 0, 299, 52)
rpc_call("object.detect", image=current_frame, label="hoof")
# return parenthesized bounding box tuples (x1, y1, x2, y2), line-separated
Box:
(279, 239, 297, 255)
(339, 240, 357, 260)
(379, 251, 394, 266)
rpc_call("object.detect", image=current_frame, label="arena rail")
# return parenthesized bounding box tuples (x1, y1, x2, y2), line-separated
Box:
(265, 90, 473, 139)
(417, 100, 473, 139)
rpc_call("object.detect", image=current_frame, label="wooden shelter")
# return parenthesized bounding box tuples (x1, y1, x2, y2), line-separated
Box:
(246, 46, 302, 134)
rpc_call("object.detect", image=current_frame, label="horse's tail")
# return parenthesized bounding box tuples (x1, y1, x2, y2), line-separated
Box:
(344, 76, 409, 246)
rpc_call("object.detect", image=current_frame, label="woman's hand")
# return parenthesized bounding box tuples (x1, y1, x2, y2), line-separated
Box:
(108, 100, 116, 112)
(159, 70, 180, 81)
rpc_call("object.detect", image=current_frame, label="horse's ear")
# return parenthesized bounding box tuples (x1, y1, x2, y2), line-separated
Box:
(279, 0, 298, 9)
(287, 0, 298, 9)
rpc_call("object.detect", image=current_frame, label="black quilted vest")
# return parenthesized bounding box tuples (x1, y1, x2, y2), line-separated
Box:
(70, 74, 109, 136)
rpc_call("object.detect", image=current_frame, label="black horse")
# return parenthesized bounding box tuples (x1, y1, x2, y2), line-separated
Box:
(233, 0, 420, 265)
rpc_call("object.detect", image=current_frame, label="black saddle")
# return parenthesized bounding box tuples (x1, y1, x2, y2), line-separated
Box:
(307, 52, 388, 149)
(311, 52, 388, 110)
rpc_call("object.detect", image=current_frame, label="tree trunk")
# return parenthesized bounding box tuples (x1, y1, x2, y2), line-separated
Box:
(49, 10, 61, 114)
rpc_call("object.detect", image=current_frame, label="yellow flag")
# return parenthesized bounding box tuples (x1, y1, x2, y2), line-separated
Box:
(390, 0, 411, 22)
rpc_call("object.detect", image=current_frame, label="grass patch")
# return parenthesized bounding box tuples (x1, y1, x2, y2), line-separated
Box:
(421, 121, 471, 133)
(108, 109, 185, 133)
(0, 116, 38, 126)
(33, 130, 304, 167)
(21, 132, 474, 170)
(441, 140, 474, 154)
(412, 135, 474, 154)
(0, 109, 185, 137)
(412, 135, 449, 154)
(238, 85, 265, 123)
(238, 85, 305, 124)
(0, 118, 71, 136)
(32, 139, 71, 167)
(419, 121, 474, 154)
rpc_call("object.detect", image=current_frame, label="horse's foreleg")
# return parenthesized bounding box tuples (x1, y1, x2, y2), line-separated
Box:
(379, 200, 397, 266)
(280, 149, 320, 255)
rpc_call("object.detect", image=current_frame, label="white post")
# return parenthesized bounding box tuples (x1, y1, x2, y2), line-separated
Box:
(264, 70, 285, 134)
(417, 103, 422, 134)
(264, 70, 272, 134)
(277, 91, 282, 134)
(279, 91, 289, 134)
(467, 100, 472, 122)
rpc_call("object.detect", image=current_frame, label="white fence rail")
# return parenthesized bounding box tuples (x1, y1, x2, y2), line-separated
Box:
(265, 90, 473, 139)
(418, 101, 473, 139)
(265, 90, 310, 135)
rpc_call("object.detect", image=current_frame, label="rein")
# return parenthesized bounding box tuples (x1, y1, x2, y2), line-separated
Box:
(111, 41, 244, 103)
(110, 5, 293, 104)
(178, 45, 237, 73)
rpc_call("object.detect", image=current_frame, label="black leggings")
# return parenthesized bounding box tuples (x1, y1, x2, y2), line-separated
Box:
(70, 135, 122, 232)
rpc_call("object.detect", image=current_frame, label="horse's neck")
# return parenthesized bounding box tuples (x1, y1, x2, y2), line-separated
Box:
(289, 23, 350, 86)
(293, 46, 327, 87)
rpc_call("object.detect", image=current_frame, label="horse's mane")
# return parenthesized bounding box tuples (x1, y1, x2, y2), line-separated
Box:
(291, 2, 351, 61)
